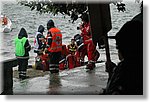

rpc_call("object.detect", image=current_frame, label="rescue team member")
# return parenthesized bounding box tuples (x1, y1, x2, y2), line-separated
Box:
(67, 39, 78, 55)
(14, 28, 31, 80)
(46, 19, 62, 73)
(74, 34, 85, 66)
(78, 13, 97, 70)
(59, 44, 68, 70)
(34, 25, 46, 55)
(65, 39, 77, 69)
(2, 15, 8, 25)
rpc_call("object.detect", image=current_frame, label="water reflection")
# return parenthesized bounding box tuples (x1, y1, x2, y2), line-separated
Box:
(48, 73, 62, 94)
(13, 79, 29, 95)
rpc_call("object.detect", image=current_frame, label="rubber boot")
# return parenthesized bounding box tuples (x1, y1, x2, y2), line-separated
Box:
(19, 71, 29, 80)
(86, 61, 95, 70)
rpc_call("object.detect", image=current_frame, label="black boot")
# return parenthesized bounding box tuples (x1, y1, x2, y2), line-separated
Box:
(86, 61, 95, 70)
(21, 76, 29, 80)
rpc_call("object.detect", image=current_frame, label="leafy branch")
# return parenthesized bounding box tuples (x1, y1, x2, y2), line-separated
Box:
(18, 0, 88, 23)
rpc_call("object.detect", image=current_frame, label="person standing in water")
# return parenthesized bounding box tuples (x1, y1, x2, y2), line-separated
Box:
(76, 13, 98, 70)
(14, 28, 31, 80)
(46, 19, 62, 73)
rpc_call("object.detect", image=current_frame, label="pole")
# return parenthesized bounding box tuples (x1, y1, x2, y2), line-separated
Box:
(88, 4, 112, 71)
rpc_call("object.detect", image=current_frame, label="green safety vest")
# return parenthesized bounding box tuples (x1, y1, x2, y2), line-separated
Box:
(14, 37, 27, 56)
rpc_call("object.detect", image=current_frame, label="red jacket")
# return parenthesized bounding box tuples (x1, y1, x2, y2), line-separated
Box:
(47, 28, 62, 52)
(80, 22, 92, 44)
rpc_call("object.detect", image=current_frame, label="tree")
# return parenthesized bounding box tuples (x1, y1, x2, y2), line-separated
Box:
(18, 0, 88, 23)
(18, 0, 140, 22)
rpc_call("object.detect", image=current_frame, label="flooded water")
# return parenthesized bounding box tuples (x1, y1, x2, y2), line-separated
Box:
(1, 1, 141, 94)
(1, 1, 81, 64)
(13, 63, 107, 95)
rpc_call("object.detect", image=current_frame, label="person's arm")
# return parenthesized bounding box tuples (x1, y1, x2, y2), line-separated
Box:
(39, 35, 45, 42)
(24, 40, 31, 52)
(86, 23, 91, 36)
(47, 32, 52, 46)
(37, 34, 44, 44)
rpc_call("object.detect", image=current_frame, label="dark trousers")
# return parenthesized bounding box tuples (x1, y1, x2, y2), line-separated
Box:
(49, 52, 61, 73)
(17, 58, 28, 78)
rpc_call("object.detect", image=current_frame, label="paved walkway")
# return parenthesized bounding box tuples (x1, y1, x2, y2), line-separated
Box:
(13, 62, 108, 95)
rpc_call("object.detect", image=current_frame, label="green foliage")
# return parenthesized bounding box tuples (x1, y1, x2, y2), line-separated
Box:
(18, 0, 130, 22)
(18, 0, 88, 22)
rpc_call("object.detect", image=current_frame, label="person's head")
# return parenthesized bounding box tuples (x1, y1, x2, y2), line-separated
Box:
(47, 19, 55, 30)
(18, 28, 28, 38)
(115, 2, 143, 61)
(38, 25, 45, 33)
(71, 39, 75, 44)
(115, 23, 142, 61)
(81, 13, 89, 23)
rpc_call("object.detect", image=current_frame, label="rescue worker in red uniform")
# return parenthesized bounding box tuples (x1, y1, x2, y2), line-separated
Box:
(59, 44, 68, 70)
(46, 20, 62, 73)
(77, 13, 98, 70)
(2, 15, 8, 25)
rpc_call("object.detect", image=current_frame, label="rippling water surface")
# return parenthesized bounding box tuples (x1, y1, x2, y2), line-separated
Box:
(1, 1, 141, 65)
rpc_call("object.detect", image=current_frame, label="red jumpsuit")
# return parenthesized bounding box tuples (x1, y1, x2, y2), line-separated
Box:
(76, 22, 97, 69)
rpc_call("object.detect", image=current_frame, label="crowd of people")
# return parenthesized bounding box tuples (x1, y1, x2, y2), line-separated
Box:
(14, 13, 100, 80)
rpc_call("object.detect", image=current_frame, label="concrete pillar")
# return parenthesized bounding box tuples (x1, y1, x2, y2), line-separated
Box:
(88, 4, 112, 62)
(1, 58, 18, 95)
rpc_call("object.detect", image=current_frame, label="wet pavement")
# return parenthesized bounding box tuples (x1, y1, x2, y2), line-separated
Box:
(13, 62, 108, 95)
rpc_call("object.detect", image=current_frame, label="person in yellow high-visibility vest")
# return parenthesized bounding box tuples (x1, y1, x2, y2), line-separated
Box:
(67, 39, 77, 55)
